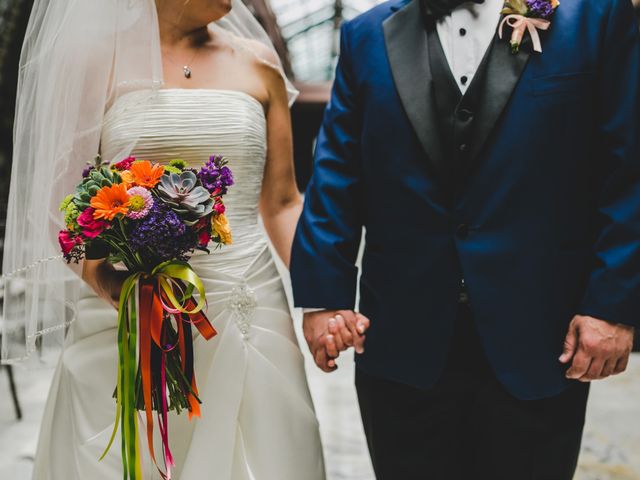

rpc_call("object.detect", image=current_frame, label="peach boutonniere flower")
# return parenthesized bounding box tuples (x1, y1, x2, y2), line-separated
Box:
(499, 0, 559, 54)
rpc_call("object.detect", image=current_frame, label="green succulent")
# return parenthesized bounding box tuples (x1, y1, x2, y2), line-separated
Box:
(157, 171, 213, 225)
(74, 166, 120, 209)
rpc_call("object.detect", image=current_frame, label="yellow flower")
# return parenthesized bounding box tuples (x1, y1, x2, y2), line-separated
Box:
(212, 214, 233, 245)
(550, 0, 560, 8)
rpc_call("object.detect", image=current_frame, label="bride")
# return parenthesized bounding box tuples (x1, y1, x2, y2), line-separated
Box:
(1, 0, 327, 478)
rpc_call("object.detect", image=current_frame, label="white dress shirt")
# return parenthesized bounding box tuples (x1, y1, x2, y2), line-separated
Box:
(436, 0, 504, 93)
(302, 0, 504, 314)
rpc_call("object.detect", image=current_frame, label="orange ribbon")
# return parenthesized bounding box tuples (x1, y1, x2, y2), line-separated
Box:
(139, 278, 217, 478)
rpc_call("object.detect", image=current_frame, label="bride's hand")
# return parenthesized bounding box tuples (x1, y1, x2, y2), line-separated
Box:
(82, 259, 128, 310)
(326, 311, 370, 356)
(303, 310, 370, 372)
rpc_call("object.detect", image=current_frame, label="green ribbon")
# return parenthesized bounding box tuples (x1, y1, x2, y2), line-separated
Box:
(153, 260, 207, 314)
(99, 261, 209, 479)
(100, 271, 142, 479)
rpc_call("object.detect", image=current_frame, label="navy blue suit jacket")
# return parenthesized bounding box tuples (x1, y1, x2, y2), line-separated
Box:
(291, 0, 640, 399)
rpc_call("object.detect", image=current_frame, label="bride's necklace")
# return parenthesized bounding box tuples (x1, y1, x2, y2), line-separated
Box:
(165, 46, 203, 79)
(181, 48, 200, 79)
(182, 49, 199, 79)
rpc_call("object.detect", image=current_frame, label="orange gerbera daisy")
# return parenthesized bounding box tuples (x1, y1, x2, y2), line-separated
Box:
(120, 160, 165, 188)
(91, 183, 131, 220)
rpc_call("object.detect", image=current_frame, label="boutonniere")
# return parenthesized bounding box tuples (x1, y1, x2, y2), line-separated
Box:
(499, 0, 560, 54)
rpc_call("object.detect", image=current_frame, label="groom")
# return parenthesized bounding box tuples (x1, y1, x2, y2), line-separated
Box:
(291, 0, 640, 478)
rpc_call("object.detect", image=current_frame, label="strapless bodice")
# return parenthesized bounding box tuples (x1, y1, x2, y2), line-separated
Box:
(101, 89, 269, 273)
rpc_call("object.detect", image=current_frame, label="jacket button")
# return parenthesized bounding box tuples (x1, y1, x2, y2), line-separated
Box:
(457, 109, 473, 122)
(456, 224, 470, 239)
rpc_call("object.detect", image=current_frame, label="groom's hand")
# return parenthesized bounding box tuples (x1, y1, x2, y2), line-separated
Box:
(560, 315, 635, 382)
(303, 310, 370, 372)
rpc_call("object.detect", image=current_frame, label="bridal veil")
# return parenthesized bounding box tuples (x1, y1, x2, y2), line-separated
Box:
(1, 0, 297, 364)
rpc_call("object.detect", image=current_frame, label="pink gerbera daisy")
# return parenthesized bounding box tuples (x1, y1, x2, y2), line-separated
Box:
(126, 186, 154, 219)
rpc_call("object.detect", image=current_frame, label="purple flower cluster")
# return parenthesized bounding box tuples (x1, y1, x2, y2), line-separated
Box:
(129, 201, 195, 264)
(198, 155, 234, 195)
(82, 164, 94, 178)
(526, 0, 554, 18)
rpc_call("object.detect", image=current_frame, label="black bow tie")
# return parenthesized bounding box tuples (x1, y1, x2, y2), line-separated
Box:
(421, 0, 486, 21)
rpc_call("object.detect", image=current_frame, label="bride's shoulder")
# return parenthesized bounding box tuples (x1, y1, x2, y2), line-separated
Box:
(222, 33, 286, 91)
(222, 33, 280, 73)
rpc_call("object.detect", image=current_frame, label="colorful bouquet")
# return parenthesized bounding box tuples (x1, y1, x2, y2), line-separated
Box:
(59, 154, 234, 479)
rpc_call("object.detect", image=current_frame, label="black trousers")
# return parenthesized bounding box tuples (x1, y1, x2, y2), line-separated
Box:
(356, 303, 590, 480)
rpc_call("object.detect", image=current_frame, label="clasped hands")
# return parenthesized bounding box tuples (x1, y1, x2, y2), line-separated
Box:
(303, 310, 371, 372)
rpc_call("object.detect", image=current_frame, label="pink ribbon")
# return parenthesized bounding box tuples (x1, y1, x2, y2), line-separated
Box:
(159, 353, 175, 479)
(498, 14, 551, 53)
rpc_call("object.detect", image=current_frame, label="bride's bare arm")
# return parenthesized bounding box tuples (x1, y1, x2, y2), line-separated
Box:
(258, 59, 303, 269)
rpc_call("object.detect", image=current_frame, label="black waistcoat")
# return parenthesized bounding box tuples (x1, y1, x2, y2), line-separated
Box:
(425, 18, 495, 199)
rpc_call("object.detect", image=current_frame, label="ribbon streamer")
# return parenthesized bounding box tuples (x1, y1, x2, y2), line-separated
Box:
(499, 14, 551, 53)
(100, 262, 217, 480)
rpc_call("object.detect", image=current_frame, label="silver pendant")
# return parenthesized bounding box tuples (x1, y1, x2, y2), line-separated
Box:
(183, 66, 192, 79)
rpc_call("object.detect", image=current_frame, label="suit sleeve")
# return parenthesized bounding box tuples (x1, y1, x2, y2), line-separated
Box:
(290, 22, 363, 310)
(579, 0, 640, 328)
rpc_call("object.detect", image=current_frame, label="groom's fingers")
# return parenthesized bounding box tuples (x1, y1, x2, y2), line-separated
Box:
(334, 314, 354, 348)
(565, 350, 592, 380)
(559, 318, 578, 364)
(613, 354, 630, 375)
(599, 358, 616, 379)
(580, 356, 606, 381)
(355, 313, 370, 335)
(340, 311, 363, 350)
(329, 317, 347, 351)
(351, 313, 371, 354)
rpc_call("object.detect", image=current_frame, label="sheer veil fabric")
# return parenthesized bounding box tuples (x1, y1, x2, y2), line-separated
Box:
(1, 0, 297, 364)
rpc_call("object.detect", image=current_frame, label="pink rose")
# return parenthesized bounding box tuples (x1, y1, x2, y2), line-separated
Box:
(77, 207, 109, 239)
(113, 156, 136, 171)
(58, 230, 82, 256)
(213, 202, 226, 215)
(198, 229, 211, 247)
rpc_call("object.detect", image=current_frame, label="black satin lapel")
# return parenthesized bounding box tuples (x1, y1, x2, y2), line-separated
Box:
(467, 33, 531, 162)
(383, 0, 445, 172)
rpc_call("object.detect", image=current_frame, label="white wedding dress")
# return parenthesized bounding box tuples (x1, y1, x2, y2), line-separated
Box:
(32, 89, 326, 479)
